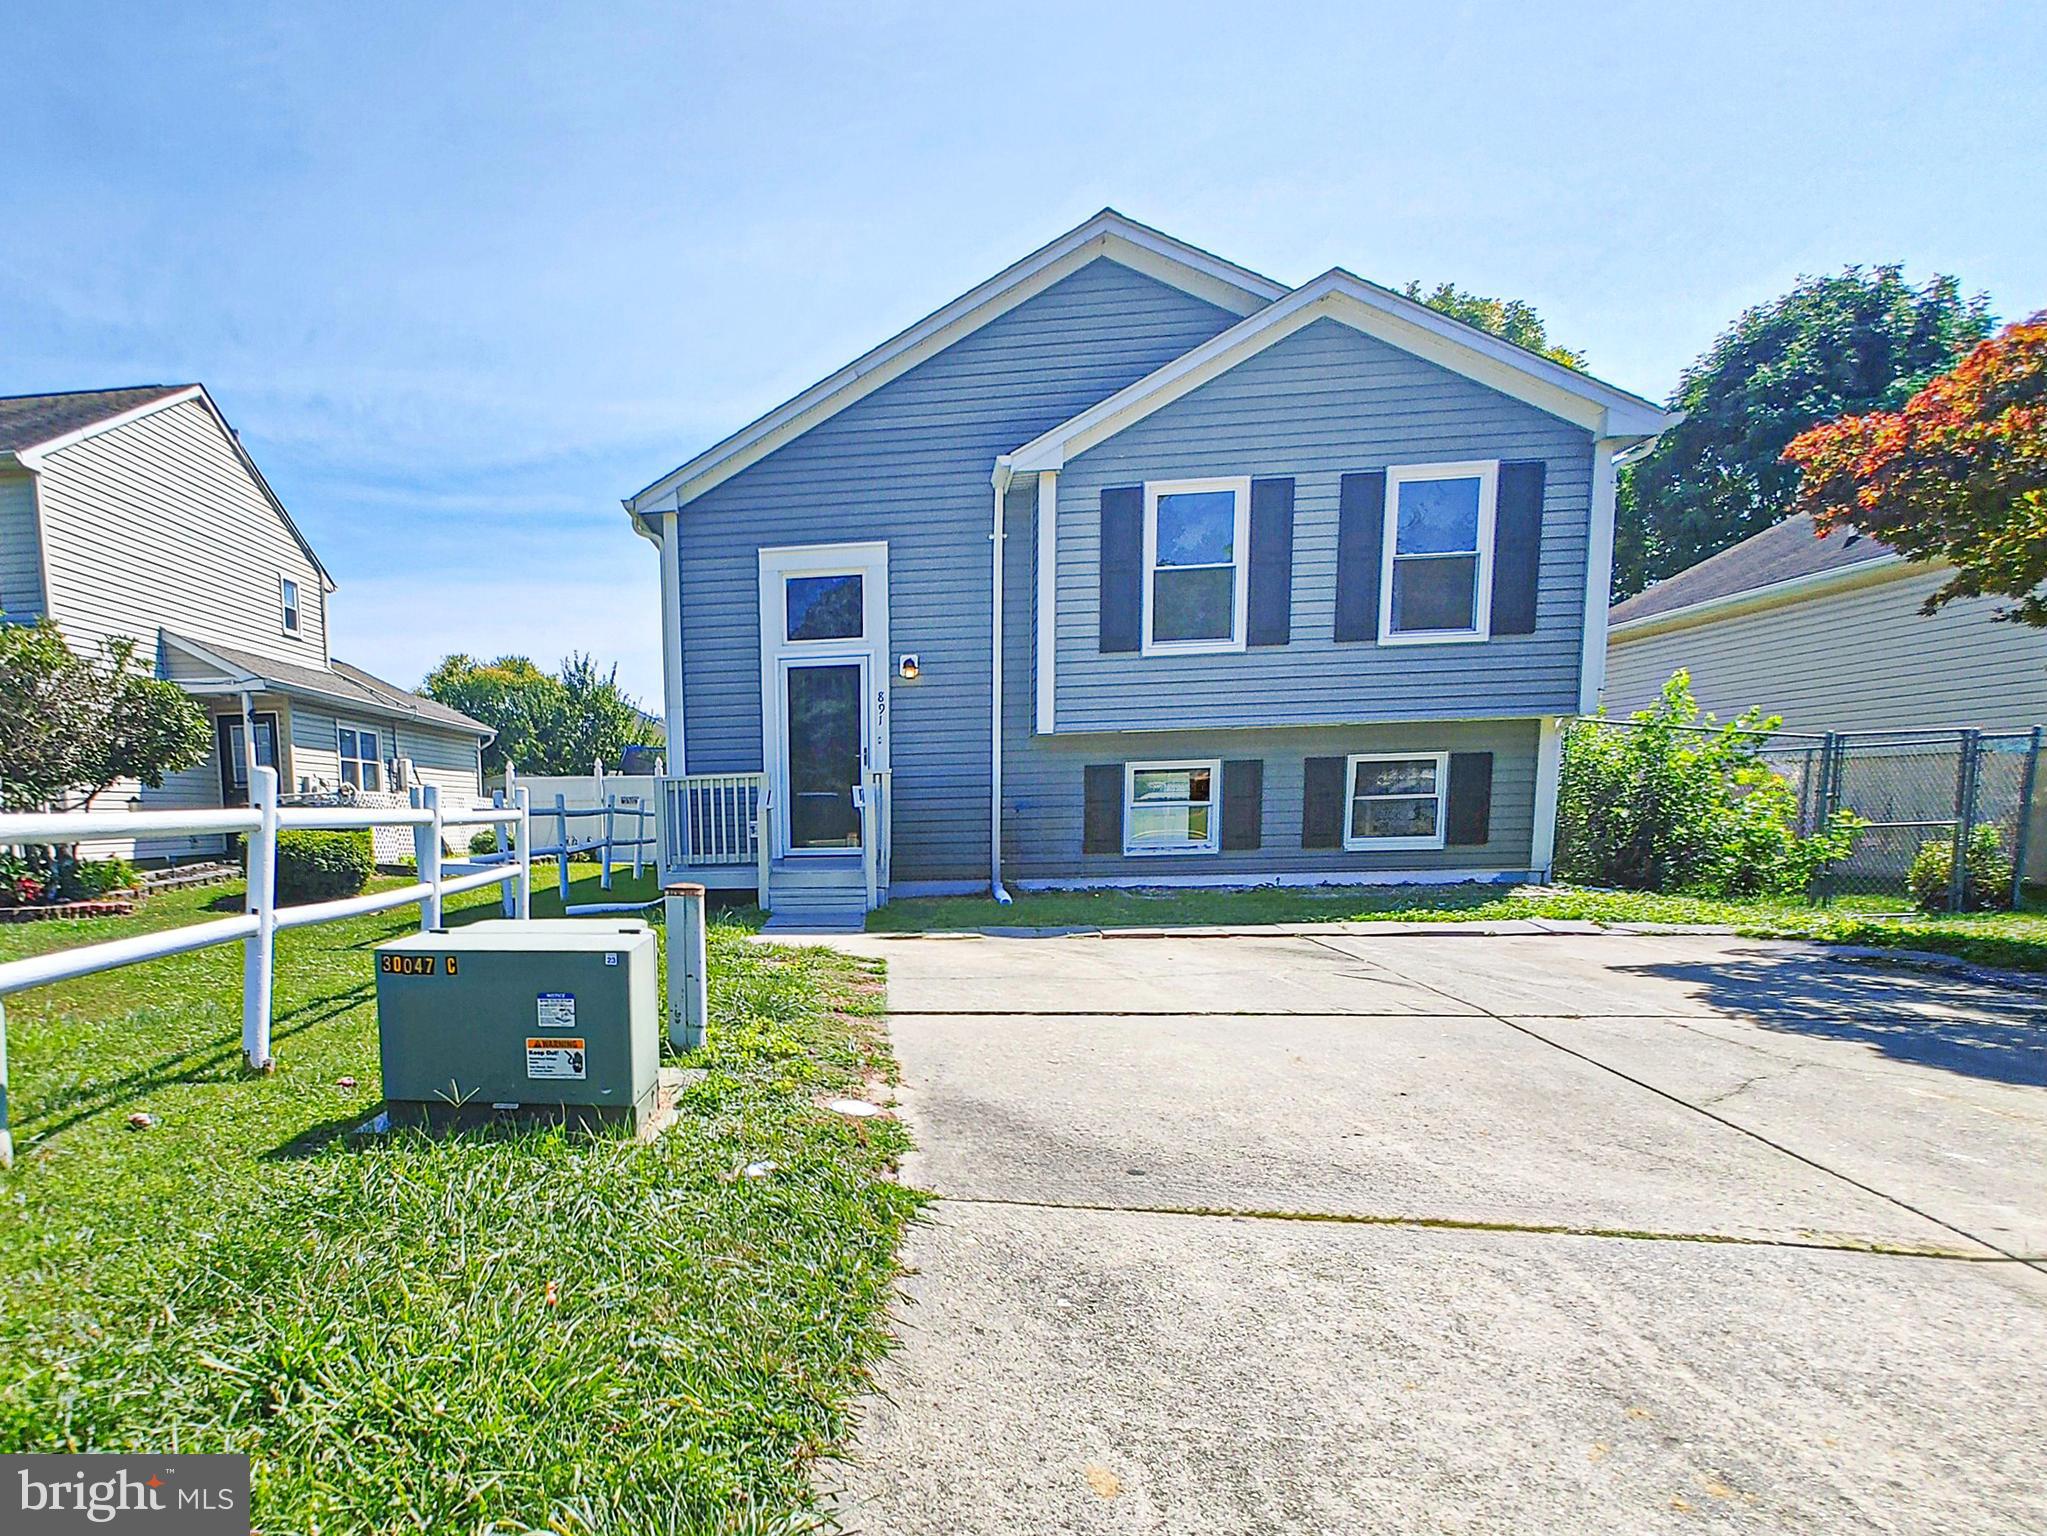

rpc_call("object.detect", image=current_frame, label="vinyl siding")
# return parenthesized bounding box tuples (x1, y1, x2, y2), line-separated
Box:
(1049, 318, 1594, 730)
(675, 255, 1243, 883)
(1605, 565, 2047, 734)
(1, 470, 46, 618)
(34, 398, 329, 663)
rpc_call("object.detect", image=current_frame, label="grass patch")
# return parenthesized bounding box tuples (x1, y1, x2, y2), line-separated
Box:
(0, 866, 917, 1534)
(870, 883, 2047, 973)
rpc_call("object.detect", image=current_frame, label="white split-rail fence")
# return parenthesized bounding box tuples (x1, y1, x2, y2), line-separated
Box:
(486, 765, 656, 911)
(0, 764, 534, 1169)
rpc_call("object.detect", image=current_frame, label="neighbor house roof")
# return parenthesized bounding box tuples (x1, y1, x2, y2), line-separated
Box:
(623, 208, 1289, 529)
(0, 382, 336, 591)
(1609, 513, 1904, 633)
(1006, 268, 1677, 473)
(0, 385, 198, 453)
(161, 632, 493, 739)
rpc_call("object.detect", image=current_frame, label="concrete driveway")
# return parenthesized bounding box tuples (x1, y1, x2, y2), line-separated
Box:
(823, 929, 2047, 1534)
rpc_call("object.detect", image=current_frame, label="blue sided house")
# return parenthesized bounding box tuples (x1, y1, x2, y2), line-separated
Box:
(625, 211, 1677, 923)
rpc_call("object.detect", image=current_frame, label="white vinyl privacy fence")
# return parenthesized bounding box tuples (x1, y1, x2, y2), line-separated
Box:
(0, 766, 532, 1168)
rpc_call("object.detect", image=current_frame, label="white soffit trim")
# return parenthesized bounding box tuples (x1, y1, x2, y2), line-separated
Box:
(1607, 553, 1920, 642)
(1009, 271, 1679, 471)
(622, 210, 1286, 523)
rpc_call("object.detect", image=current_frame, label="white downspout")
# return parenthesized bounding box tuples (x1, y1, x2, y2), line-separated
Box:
(989, 458, 1014, 904)
(657, 508, 687, 779)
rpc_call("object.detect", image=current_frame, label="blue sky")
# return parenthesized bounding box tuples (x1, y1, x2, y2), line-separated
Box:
(7, 1, 2043, 704)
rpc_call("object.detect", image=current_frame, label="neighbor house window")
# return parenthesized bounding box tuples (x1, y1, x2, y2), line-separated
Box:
(1143, 478, 1249, 653)
(785, 573, 864, 642)
(1381, 462, 1497, 643)
(1345, 752, 1448, 850)
(281, 577, 301, 634)
(1124, 760, 1220, 855)
(338, 724, 383, 791)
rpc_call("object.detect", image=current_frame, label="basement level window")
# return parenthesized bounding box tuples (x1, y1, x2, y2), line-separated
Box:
(281, 577, 301, 634)
(1124, 760, 1219, 856)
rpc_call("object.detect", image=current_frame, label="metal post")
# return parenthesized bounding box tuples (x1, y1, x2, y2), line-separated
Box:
(663, 880, 709, 1051)
(601, 796, 615, 892)
(1812, 732, 1840, 907)
(0, 997, 13, 1170)
(241, 765, 279, 1072)
(555, 792, 570, 902)
(2012, 726, 2042, 910)
(417, 784, 443, 930)
(1949, 730, 1980, 913)
(514, 785, 532, 920)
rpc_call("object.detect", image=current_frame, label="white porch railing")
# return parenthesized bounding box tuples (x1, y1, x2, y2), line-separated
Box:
(856, 768, 892, 912)
(662, 772, 770, 876)
(0, 767, 532, 1167)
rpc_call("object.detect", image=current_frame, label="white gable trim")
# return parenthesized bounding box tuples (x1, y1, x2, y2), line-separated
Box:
(16, 384, 337, 592)
(622, 211, 1285, 527)
(1008, 270, 1679, 473)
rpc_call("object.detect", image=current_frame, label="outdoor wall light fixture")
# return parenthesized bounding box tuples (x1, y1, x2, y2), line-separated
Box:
(897, 654, 920, 680)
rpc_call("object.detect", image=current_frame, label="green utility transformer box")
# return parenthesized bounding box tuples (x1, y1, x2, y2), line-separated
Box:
(374, 919, 659, 1133)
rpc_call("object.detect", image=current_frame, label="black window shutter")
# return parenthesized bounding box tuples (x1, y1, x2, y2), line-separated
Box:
(1301, 756, 1346, 849)
(1445, 752, 1494, 846)
(1246, 478, 1294, 646)
(1333, 471, 1386, 642)
(1083, 764, 1124, 854)
(1490, 461, 1546, 636)
(1221, 759, 1264, 850)
(1099, 487, 1143, 653)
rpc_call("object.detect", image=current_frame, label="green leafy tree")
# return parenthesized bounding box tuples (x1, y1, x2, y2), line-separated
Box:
(423, 652, 661, 776)
(1404, 280, 1585, 369)
(1615, 265, 1992, 598)
(0, 618, 211, 812)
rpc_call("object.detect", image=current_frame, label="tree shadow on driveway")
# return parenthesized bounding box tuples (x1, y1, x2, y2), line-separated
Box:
(1611, 948, 2047, 1088)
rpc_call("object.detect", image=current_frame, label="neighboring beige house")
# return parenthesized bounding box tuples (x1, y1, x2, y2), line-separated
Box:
(0, 384, 491, 859)
(1605, 512, 2047, 734)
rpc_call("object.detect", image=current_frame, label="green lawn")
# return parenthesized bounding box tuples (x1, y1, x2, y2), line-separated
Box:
(871, 883, 2047, 973)
(0, 867, 918, 1534)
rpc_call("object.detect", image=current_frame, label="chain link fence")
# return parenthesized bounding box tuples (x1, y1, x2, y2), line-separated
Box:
(1563, 720, 2043, 911)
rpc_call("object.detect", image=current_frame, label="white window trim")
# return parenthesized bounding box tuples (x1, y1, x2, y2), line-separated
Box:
(280, 574, 301, 637)
(1123, 757, 1222, 857)
(1344, 750, 1450, 852)
(1141, 476, 1251, 655)
(337, 720, 386, 791)
(1378, 460, 1498, 646)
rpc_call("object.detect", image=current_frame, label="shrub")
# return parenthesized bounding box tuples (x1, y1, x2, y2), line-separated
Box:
(468, 828, 507, 855)
(1908, 826, 2016, 913)
(275, 829, 374, 905)
(62, 856, 139, 899)
(1557, 671, 1861, 899)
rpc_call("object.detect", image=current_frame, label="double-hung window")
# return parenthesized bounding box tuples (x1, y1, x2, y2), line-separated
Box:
(1124, 760, 1219, 856)
(1381, 461, 1496, 643)
(1143, 477, 1249, 653)
(281, 576, 301, 635)
(1345, 752, 1448, 850)
(338, 723, 383, 791)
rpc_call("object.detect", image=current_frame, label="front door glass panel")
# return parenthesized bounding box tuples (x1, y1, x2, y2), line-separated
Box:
(786, 663, 863, 850)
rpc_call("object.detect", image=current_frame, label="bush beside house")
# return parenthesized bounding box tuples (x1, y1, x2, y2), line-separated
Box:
(275, 830, 375, 904)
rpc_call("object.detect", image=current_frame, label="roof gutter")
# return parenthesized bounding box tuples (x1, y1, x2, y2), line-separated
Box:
(1609, 552, 1917, 642)
(988, 457, 1014, 906)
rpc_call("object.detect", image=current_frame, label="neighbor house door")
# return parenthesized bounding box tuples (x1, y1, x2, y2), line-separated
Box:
(758, 541, 890, 861)
(215, 712, 280, 806)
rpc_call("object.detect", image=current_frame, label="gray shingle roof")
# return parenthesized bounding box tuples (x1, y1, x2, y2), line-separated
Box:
(1609, 513, 1899, 627)
(0, 385, 193, 453)
(164, 632, 491, 737)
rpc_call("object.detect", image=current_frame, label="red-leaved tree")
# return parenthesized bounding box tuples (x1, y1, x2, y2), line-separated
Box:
(1783, 313, 2047, 625)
